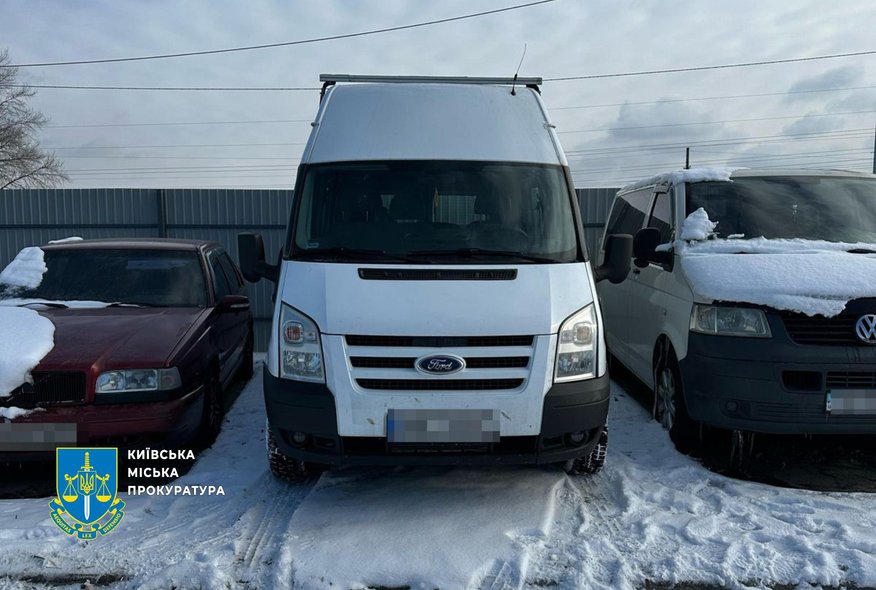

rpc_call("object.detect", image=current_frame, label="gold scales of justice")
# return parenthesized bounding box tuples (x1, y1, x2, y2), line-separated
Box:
(62, 452, 111, 521)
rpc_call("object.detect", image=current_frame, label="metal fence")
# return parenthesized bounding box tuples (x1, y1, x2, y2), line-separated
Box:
(1, 187, 617, 350)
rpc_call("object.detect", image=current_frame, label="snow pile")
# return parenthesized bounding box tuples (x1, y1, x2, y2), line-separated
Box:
(621, 166, 737, 192)
(0, 307, 55, 397)
(282, 467, 562, 589)
(0, 247, 46, 290)
(679, 207, 718, 241)
(680, 239, 876, 317)
(47, 236, 83, 244)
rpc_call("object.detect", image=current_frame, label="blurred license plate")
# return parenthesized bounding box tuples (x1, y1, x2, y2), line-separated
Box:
(0, 422, 77, 451)
(827, 390, 876, 415)
(387, 409, 500, 443)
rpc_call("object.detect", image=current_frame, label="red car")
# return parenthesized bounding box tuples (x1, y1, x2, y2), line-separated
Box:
(0, 239, 253, 455)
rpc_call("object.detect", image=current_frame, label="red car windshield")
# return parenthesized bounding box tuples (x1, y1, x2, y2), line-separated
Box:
(11, 249, 208, 307)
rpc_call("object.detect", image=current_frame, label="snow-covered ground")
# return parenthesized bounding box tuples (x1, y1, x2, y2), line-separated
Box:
(1, 362, 875, 590)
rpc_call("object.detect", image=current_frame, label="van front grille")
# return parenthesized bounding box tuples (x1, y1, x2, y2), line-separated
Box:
(782, 314, 862, 346)
(345, 334, 537, 392)
(826, 372, 876, 389)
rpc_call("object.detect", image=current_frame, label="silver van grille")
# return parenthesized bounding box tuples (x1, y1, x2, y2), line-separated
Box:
(344, 335, 534, 392)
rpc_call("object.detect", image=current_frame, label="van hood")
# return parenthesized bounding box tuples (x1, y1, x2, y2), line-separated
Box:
(679, 238, 876, 317)
(280, 262, 595, 336)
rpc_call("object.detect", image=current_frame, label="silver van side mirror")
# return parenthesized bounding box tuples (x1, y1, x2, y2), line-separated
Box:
(594, 234, 632, 284)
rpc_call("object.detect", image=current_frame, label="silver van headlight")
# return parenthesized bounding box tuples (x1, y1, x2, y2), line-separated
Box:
(280, 304, 325, 382)
(690, 304, 772, 338)
(555, 304, 597, 382)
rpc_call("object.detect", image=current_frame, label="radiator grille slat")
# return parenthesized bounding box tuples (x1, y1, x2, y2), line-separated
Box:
(346, 335, 534, 348)
(356, 378, 524, 391)
(2, 372, 86, 408)
(782, 315, 863, 346)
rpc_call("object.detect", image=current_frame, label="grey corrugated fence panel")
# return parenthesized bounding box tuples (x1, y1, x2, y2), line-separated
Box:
(576, 187, 619, 264)
(0, 188, 293, 352)
(0, 188, 161, 268)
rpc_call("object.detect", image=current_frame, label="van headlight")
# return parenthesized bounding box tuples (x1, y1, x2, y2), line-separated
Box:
(555, 304, 598, 382)
(690, 304, 772, 338)
(280, 304, 325, 382)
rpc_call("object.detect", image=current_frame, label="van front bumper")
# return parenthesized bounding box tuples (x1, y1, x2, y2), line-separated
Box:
(263, 371, 609, 466)
(680, 332, 876, 434)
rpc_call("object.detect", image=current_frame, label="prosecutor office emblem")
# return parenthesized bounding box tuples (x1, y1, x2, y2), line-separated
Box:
(49, 448, 125, 539)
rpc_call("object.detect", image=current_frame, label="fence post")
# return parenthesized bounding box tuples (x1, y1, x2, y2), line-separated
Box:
(157, 189, 167, 238)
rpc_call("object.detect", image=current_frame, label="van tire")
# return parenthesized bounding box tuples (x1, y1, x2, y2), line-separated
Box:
(564, 428, 608, 475)
(654, 346, 698, 453)
(266, 421, 318, 483)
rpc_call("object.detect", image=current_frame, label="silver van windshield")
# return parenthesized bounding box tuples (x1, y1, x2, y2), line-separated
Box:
(686, 176, 876, 243)
(291, 161, 579, 263)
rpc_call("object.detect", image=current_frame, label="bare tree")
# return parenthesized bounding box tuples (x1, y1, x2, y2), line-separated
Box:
(0, 48, 67, 189)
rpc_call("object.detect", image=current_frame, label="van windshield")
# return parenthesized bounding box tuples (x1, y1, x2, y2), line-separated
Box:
(290, 161, 580, 263)
(686, 176, 876, 243)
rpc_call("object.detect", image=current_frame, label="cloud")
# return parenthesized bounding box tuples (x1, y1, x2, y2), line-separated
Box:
(785, 66, 863, 98)
(781, 112, 845, 136)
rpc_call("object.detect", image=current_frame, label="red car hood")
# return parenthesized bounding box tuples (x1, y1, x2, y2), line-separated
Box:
(35, 307, 210, 372)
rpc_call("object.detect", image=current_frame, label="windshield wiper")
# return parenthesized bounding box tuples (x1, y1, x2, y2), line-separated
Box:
(406, 248, 558, 263)
(846, 248, 876, 254)
(297, 247, 421, 263)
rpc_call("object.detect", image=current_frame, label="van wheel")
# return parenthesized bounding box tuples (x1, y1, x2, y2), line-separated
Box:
(564, 429, 608, 475)
(654, 347, 698, 453)
(195, 370, 223, 449)
(266, 421, 318, 483)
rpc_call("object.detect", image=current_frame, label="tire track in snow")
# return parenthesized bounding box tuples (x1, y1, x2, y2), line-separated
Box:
(233, 474, 316, 587)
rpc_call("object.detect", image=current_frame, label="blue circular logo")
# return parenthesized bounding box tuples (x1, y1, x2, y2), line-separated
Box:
(415, 355, 466, 375)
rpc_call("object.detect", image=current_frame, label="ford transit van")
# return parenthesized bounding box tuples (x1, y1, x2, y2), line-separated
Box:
(598, 168, 876, 463)
(239, 75, 631, 481)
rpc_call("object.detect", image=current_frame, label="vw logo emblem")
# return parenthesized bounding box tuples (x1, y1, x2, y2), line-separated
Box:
(415, 354, 466, 375)
(855, 315, 876, 344)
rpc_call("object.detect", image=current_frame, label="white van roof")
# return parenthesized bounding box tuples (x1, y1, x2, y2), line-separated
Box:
(301, 81, 567, 166)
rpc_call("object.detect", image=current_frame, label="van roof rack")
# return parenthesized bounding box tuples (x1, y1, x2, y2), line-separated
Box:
(319, 74, 542, 86)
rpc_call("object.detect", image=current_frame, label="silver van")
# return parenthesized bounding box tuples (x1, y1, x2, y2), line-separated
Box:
(598, 168, 876, 462)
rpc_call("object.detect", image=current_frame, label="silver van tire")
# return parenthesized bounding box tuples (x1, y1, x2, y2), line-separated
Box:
(654, 347, 698, 453)
(564, 428, 608, 475)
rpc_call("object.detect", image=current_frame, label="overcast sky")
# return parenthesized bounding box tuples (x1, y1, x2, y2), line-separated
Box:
(3, 0, 875, 189)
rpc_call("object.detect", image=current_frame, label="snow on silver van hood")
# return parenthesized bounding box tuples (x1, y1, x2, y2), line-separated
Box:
(279, 261, 595, 336)
(678, 238, 876, 317)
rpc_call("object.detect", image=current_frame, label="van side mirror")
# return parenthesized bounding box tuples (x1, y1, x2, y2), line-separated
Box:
(633, 227, 673, 269)
(238, 233, 280, 283)
(594, 234, 632, 284)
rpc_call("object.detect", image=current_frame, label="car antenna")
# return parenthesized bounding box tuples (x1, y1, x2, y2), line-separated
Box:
(511, 43, 527, 96)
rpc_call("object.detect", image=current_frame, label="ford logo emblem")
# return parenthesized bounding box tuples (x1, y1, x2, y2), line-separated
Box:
(415, 354, 466, 375)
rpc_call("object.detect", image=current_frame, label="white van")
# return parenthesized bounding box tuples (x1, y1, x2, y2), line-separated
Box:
(239, 75, 631, 480)
(598, 168, 876, 462)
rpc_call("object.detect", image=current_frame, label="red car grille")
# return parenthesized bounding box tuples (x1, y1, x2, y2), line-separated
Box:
(2, 372, 87, 408)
